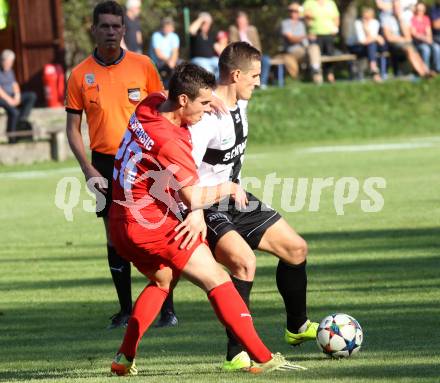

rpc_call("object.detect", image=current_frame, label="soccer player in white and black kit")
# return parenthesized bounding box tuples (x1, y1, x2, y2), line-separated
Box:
(183, 42, 319, 370)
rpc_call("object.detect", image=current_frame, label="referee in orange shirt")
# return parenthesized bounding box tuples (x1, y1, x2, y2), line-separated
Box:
(66, 1, 174, 329)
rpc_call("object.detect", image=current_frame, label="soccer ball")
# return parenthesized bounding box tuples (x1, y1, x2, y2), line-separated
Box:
(316, 313, 363, 358)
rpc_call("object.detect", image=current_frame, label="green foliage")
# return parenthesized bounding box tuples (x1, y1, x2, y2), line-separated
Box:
(62, 0, 382, 67)
(63, 0, 96, 68)
(248, 78, 440, 144)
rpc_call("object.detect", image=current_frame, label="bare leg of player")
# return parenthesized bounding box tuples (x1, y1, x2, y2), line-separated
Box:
(181, 243, 272, 364)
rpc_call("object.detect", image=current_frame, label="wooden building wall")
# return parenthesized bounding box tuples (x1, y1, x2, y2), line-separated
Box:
(0, 0, 65, 105)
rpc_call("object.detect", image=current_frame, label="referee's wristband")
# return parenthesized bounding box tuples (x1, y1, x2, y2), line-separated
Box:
(66, 107, 82, 115)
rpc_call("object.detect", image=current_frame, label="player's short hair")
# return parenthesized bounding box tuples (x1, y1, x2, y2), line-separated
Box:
(93, 1, 125, 26)
(168, 63, 216, 102)
(219, 42, 261, 79)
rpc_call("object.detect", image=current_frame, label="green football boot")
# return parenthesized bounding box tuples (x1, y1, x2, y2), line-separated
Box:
(111, 353, 138, 376)
(222, 351, 251, 371)
(285, 320, 319, 346)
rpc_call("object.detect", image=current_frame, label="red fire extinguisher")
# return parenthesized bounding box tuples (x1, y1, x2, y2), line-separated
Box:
(43, 64, 65, 108)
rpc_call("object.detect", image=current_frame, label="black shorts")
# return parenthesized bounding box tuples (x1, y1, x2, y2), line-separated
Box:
(91, 151, 115, 218)
(204, 191, 282, 251)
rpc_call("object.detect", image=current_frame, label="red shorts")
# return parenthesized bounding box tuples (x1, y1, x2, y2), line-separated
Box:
(109, 218, 204, 276)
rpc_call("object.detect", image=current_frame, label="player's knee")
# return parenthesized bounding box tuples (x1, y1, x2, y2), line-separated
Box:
(208, 266, 231, 289)
(229, 253, 256, 281)
(280, 238, 308, 265)
(150, 267, 174, 290)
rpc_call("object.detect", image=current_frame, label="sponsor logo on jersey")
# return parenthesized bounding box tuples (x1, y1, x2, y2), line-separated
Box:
(128, 88, 141, 102)
(129, 113, 155, 150)
(222, 139, 247, 162)
(85, 73, 95, 85)
(221, 136, 234, 146)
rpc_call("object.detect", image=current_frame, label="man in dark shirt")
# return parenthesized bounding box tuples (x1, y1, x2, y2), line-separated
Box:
(122, 0, 143, 53)
(189, 12, 218, 76)
(431, 0, 440, 44)
(0, 49, 37, 144)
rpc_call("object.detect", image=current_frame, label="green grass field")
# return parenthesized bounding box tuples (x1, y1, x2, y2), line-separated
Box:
(1, 136, 439, 382)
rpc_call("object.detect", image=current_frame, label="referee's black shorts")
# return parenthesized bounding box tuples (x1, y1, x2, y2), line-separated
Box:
(91, 151, 115, 218)
(204, 191, 282, 251)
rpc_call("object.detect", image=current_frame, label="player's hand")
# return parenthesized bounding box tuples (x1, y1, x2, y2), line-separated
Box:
(83, 164, 108, 195)
(210, 94, 228, 115)
(231, 183, 248, 210)
(174, 210, 207, 250)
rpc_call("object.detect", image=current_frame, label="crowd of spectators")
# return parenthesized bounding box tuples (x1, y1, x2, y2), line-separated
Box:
(134, 0, 440, 85)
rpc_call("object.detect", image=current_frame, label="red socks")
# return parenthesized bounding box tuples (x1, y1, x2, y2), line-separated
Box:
(119, 281, 272, 364)
(119, 284, 169, 359)
(208, 281, 272, 363)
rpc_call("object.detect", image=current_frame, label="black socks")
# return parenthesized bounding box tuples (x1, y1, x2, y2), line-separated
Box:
(226, 275, 253, 361)
(160, 290, 176, 317)
(276, 259, 307, 333)
(107, 245, 132, 314)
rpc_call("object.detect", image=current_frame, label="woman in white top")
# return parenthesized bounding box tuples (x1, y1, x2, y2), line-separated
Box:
(347, 7, 385, 81)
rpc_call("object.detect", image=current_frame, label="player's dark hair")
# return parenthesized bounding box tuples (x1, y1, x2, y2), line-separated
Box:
(168, 63, 216, 102)
(93, 1, 124, 26)
(219, 42, 261, 79)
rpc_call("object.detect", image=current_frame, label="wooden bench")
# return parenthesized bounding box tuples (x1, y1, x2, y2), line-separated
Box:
(269, 56, 286, 87)
(45, 127, 67, 161)
(270, 53, 357, 86)
(321, 53, 357, 64)
(1, 121, 66, 161)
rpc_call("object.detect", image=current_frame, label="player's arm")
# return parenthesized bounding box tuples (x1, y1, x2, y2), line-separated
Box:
(174, 182, 247, 249)
(66, 112, 107, 193)
(179, 182, 247, 210)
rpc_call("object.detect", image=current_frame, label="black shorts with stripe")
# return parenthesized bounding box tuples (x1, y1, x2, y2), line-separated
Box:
(204, 191, 282, 251)
(91, 151, 115, 218)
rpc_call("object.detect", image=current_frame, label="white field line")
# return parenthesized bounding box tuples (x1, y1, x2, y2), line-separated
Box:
(299, 142, 436, 154)
(246, 139, 440, 159)
(0, 167, 80, 179)
(3, 138, 440, 178)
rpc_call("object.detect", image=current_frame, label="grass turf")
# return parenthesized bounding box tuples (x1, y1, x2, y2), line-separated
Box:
(0, 136, 439, 382)
(248, 77, 440, 144)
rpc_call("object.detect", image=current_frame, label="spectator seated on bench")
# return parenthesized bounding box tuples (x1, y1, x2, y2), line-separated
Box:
(303, 0, 340, 82)
(381, 3, 432, 78)
(281, 2, 322, 83)
(346, 7, 386, 81)
(410, 2, 440, 73)
(0, 49, 36, 144)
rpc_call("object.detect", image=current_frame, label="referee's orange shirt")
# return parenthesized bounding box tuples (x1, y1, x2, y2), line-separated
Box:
(66, 50, 163, 156)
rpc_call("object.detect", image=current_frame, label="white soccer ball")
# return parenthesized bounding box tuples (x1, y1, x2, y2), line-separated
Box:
(316, 313, 363, 358)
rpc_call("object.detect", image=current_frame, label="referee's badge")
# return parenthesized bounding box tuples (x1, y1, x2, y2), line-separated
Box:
(85, 73, 95, 85)
(128, 88, 141, 102)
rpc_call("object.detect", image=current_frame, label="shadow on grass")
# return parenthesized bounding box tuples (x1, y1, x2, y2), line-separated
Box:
(1, 227, 439, 380)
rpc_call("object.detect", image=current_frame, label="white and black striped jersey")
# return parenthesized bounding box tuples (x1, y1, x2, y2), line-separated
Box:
(189, 100, 248, 186)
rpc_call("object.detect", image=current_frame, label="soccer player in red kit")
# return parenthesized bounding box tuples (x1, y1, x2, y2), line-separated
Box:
(109, 63, 304, 375)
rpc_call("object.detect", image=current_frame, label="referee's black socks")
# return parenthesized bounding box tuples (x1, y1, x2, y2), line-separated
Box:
(276, 260, 307, 333)
(226, 275, 253, 361)
(107, 245, 132, 314)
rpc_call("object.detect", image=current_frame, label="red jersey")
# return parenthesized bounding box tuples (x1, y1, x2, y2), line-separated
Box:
(110, 93, 198, 234)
